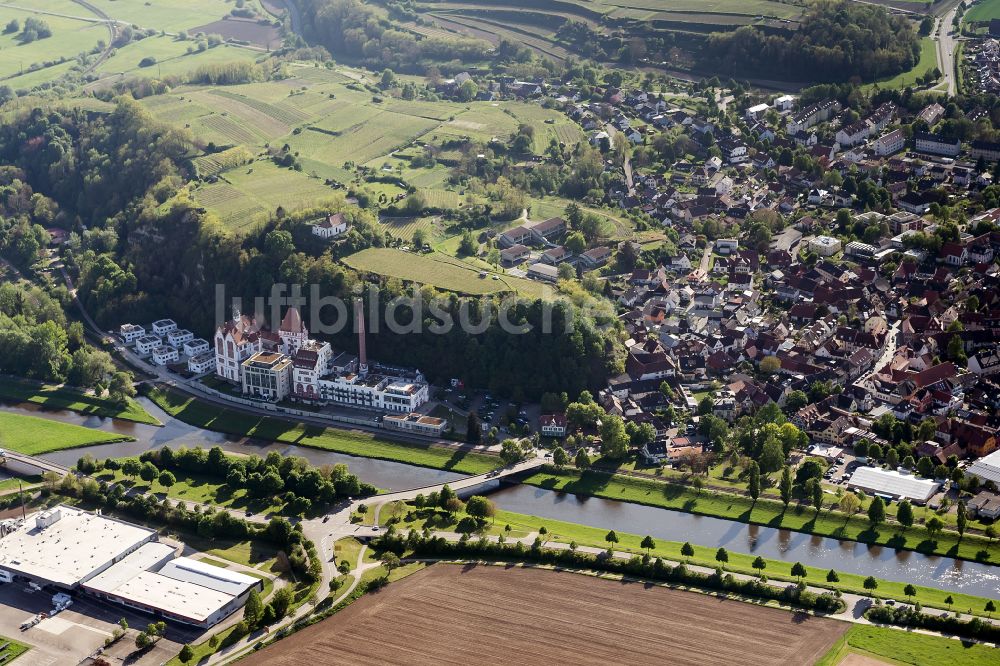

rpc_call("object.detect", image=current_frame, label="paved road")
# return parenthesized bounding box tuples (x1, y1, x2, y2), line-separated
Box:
(855, 320, 900, 390)
(936, 6, 960, 96)
(688, 241, 714, 280)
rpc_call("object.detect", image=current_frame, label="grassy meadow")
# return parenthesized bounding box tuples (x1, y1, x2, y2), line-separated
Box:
(344, 247, 552, 298)
(0, 378, 160, 424)
(0, 412, 134, 455)
(816, 625, 1000, 666)
(0, 4, 107, 82)
(144, 386, 502, 474)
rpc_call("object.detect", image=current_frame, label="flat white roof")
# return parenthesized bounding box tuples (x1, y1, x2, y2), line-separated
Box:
(158, 557, 259, 597)
(97, 570, 238, 623)
(0, 506, 156, 587)
(84, 542, 175, 593)
(848, 466, 940, 502)
(85, 553, 259, 625)
(969, 449, 1000, 485)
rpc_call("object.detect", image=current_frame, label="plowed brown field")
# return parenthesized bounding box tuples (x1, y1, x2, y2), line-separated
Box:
(244, 564, 848, 665)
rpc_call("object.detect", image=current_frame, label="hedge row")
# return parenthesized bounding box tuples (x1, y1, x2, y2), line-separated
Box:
(866, 604, 1000, 643)
(373, 531, 845, 614)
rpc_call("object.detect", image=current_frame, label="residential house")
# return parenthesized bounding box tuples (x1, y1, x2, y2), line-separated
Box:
(540, 413, 567, 438)
(874, 129, 905, 156)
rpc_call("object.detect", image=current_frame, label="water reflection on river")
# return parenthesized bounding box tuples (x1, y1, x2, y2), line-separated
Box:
(487, 483, 1000, 599)
(0, 398, 464, 491)
(3, 398, 998, 598)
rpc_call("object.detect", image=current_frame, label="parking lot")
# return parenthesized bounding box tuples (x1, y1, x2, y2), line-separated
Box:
(439, 389, 541, 438)
(0, 583, 199, 666)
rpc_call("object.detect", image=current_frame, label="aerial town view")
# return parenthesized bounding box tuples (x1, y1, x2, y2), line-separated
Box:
(0, 0, 999, 664)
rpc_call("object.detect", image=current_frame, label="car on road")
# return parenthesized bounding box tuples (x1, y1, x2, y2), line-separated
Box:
(371, 525, 380, 532)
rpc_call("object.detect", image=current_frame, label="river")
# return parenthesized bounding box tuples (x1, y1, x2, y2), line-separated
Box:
(0, 398, 465, 491)
(488, 484, 1000, 599)
(3, 400, 998, 598)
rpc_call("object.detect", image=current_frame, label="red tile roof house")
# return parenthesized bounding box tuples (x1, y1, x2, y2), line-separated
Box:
(540, 413, 568, 438)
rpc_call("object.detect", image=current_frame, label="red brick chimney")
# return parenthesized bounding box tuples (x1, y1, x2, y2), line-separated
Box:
(355, 298, 368, 375)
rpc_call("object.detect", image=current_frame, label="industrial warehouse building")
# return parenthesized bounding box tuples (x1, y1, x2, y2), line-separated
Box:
(846, 467, 940, 504)
(0, 506, 260, 628)
(969, 449, 1000, 486)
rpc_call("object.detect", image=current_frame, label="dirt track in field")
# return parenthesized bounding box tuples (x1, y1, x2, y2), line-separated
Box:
(243, 564, 849, 666)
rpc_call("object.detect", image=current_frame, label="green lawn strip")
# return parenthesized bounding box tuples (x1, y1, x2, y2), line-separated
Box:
(0, 379, 160, 425)
(359, 561, 425, 586)
(0, 477, 40, 493)
(94, 469, 285, 518)
(816, 624, 1000, 666)
(522, 469, 1000, 564)
(382, 502, 998, 617)
(599, 458, 987, 533)
(0, 635, 30, 664)
(144, 386, 500, 475)
(196, 557, 234, 569)
(0, 412, 134, 455)
(333, 537, 365, 569)
(164, 623, 241, 666)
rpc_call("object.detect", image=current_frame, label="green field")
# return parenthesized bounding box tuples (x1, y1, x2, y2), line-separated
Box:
(523, 468, 1000, 564)
(965, 0, 1000, 23)
(0, 378, 160, 425)
(816, 625, 1000, 666)
(0, 412, 134, 455)
(343, 247, 552, 298)
(378, 502, 1000, 618)
(144, 385, 501, 474)
(0, 0, 269, 90)
(95, 38, 261, 80)
(84, 0, 267, 33)
(0, 2, 107, 82)
(142, 76, 576, 233)
(193, 160, 341, 231)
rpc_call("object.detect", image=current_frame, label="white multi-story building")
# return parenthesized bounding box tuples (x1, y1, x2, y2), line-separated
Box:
(151, 319, 177, 337)
(810, 235, 842, 257)
(278, 307, 309, 355)
(119, 324, 145, 344)
(241, 351, 292, 401)
(874, 129, 905, 157)
(214, 315, 262, 383)
(187, 352, 215, 375)
(184, 339, 210, 357)
(151, 346, 179, 366)
(167, 329, 194, 348)
(214, 306, 430, 412)
(314, 373, 428, 412)
(135, 336, 161, 355)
